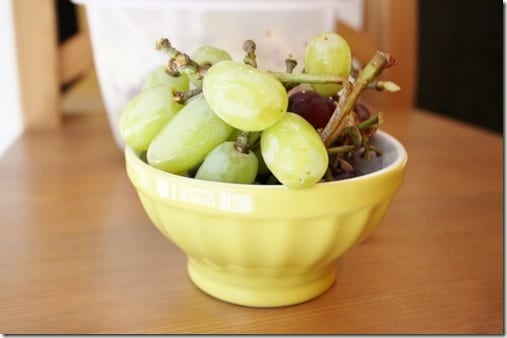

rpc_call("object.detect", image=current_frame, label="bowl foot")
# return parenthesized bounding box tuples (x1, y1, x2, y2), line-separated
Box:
(187, 258, 336, 307)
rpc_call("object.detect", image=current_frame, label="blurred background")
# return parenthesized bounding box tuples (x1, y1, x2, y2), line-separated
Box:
(0, 0, 503, 158)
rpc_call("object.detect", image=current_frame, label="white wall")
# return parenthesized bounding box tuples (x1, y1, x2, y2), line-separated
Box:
(0, 0, 23, 158)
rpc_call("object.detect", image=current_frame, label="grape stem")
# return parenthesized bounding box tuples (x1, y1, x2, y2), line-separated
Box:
(320, 51, 394, 147)
(361, 144, 383, 159)
(271, 72, 351, 88)
(366, 80, 401, 92)
(327, 145, 355, 155)
(334, 156, 355, 173)
(156, 38, 206, 79)
(285, 57, 298, 73)
(173, 88, 203, 105)
(234, 131, 251, 154)
(243, 40, 258, 68)
(358, 113, 383, 131)
(345, 123, 363, 147)
(282, 57, 299, 91)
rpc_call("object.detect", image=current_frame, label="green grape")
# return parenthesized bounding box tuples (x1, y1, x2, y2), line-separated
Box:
(260, 113, 329, 189)
(189, 46, 232, 87)
(304, 32, 352, 97)
(203, 60, 288, 132)
(195, 142, 258, 184)
(119, 84, 184, 152)
(141, 65, 190, 92)
(147, 95, 234, 174)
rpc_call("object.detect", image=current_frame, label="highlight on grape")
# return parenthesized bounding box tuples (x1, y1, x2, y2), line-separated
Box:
(119, 32, 399, 189)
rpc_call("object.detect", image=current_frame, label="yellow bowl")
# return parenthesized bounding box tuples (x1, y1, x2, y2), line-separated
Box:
(125, 131, 407, 307)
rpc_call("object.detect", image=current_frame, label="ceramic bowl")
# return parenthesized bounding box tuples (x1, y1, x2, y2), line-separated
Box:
(125, 130, 407, 307)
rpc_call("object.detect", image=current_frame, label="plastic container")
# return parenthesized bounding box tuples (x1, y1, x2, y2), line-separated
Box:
(73, 0, 346, 147)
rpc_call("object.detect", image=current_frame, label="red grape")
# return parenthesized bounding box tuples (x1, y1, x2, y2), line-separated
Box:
(288, 90, 336, 129)
(353, 102, 371, 122)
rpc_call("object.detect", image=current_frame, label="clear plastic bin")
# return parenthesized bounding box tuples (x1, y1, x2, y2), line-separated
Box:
(73, 0, 344, 147)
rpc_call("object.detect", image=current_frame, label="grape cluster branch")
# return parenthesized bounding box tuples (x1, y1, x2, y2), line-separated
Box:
(243, 40, 258, 68)
(320, 51, 394, 147)
(156, 38, 207, 80)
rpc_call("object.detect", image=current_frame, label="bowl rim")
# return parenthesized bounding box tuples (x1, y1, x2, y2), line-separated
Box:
(125, 130, 408, 191)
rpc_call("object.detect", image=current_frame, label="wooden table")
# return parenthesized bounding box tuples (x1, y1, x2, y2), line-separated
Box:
(0, 108, 503, 334)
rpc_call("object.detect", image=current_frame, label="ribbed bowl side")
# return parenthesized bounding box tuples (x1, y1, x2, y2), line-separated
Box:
(137, 195, 393, 277)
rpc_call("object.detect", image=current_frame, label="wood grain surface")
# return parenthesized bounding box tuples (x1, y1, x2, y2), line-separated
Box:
(0, 109, 503, 334)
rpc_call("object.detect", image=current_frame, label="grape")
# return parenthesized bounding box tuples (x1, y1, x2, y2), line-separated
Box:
(353, 102, 371, 122)
(147, 95, 234, 174)
(288, 90, 336, 129)
(260, 113, 329, 189)
(189, 46, 232, 87)
(141, 65, 190, 92)
(119, 84, 184, 152)
(195, 142, 258, 184)
(304, 32, 352, 97)
(203, 60, 288, 131)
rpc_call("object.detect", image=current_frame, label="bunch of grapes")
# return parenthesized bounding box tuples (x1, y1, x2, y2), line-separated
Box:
(119, 32, 399, 189)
